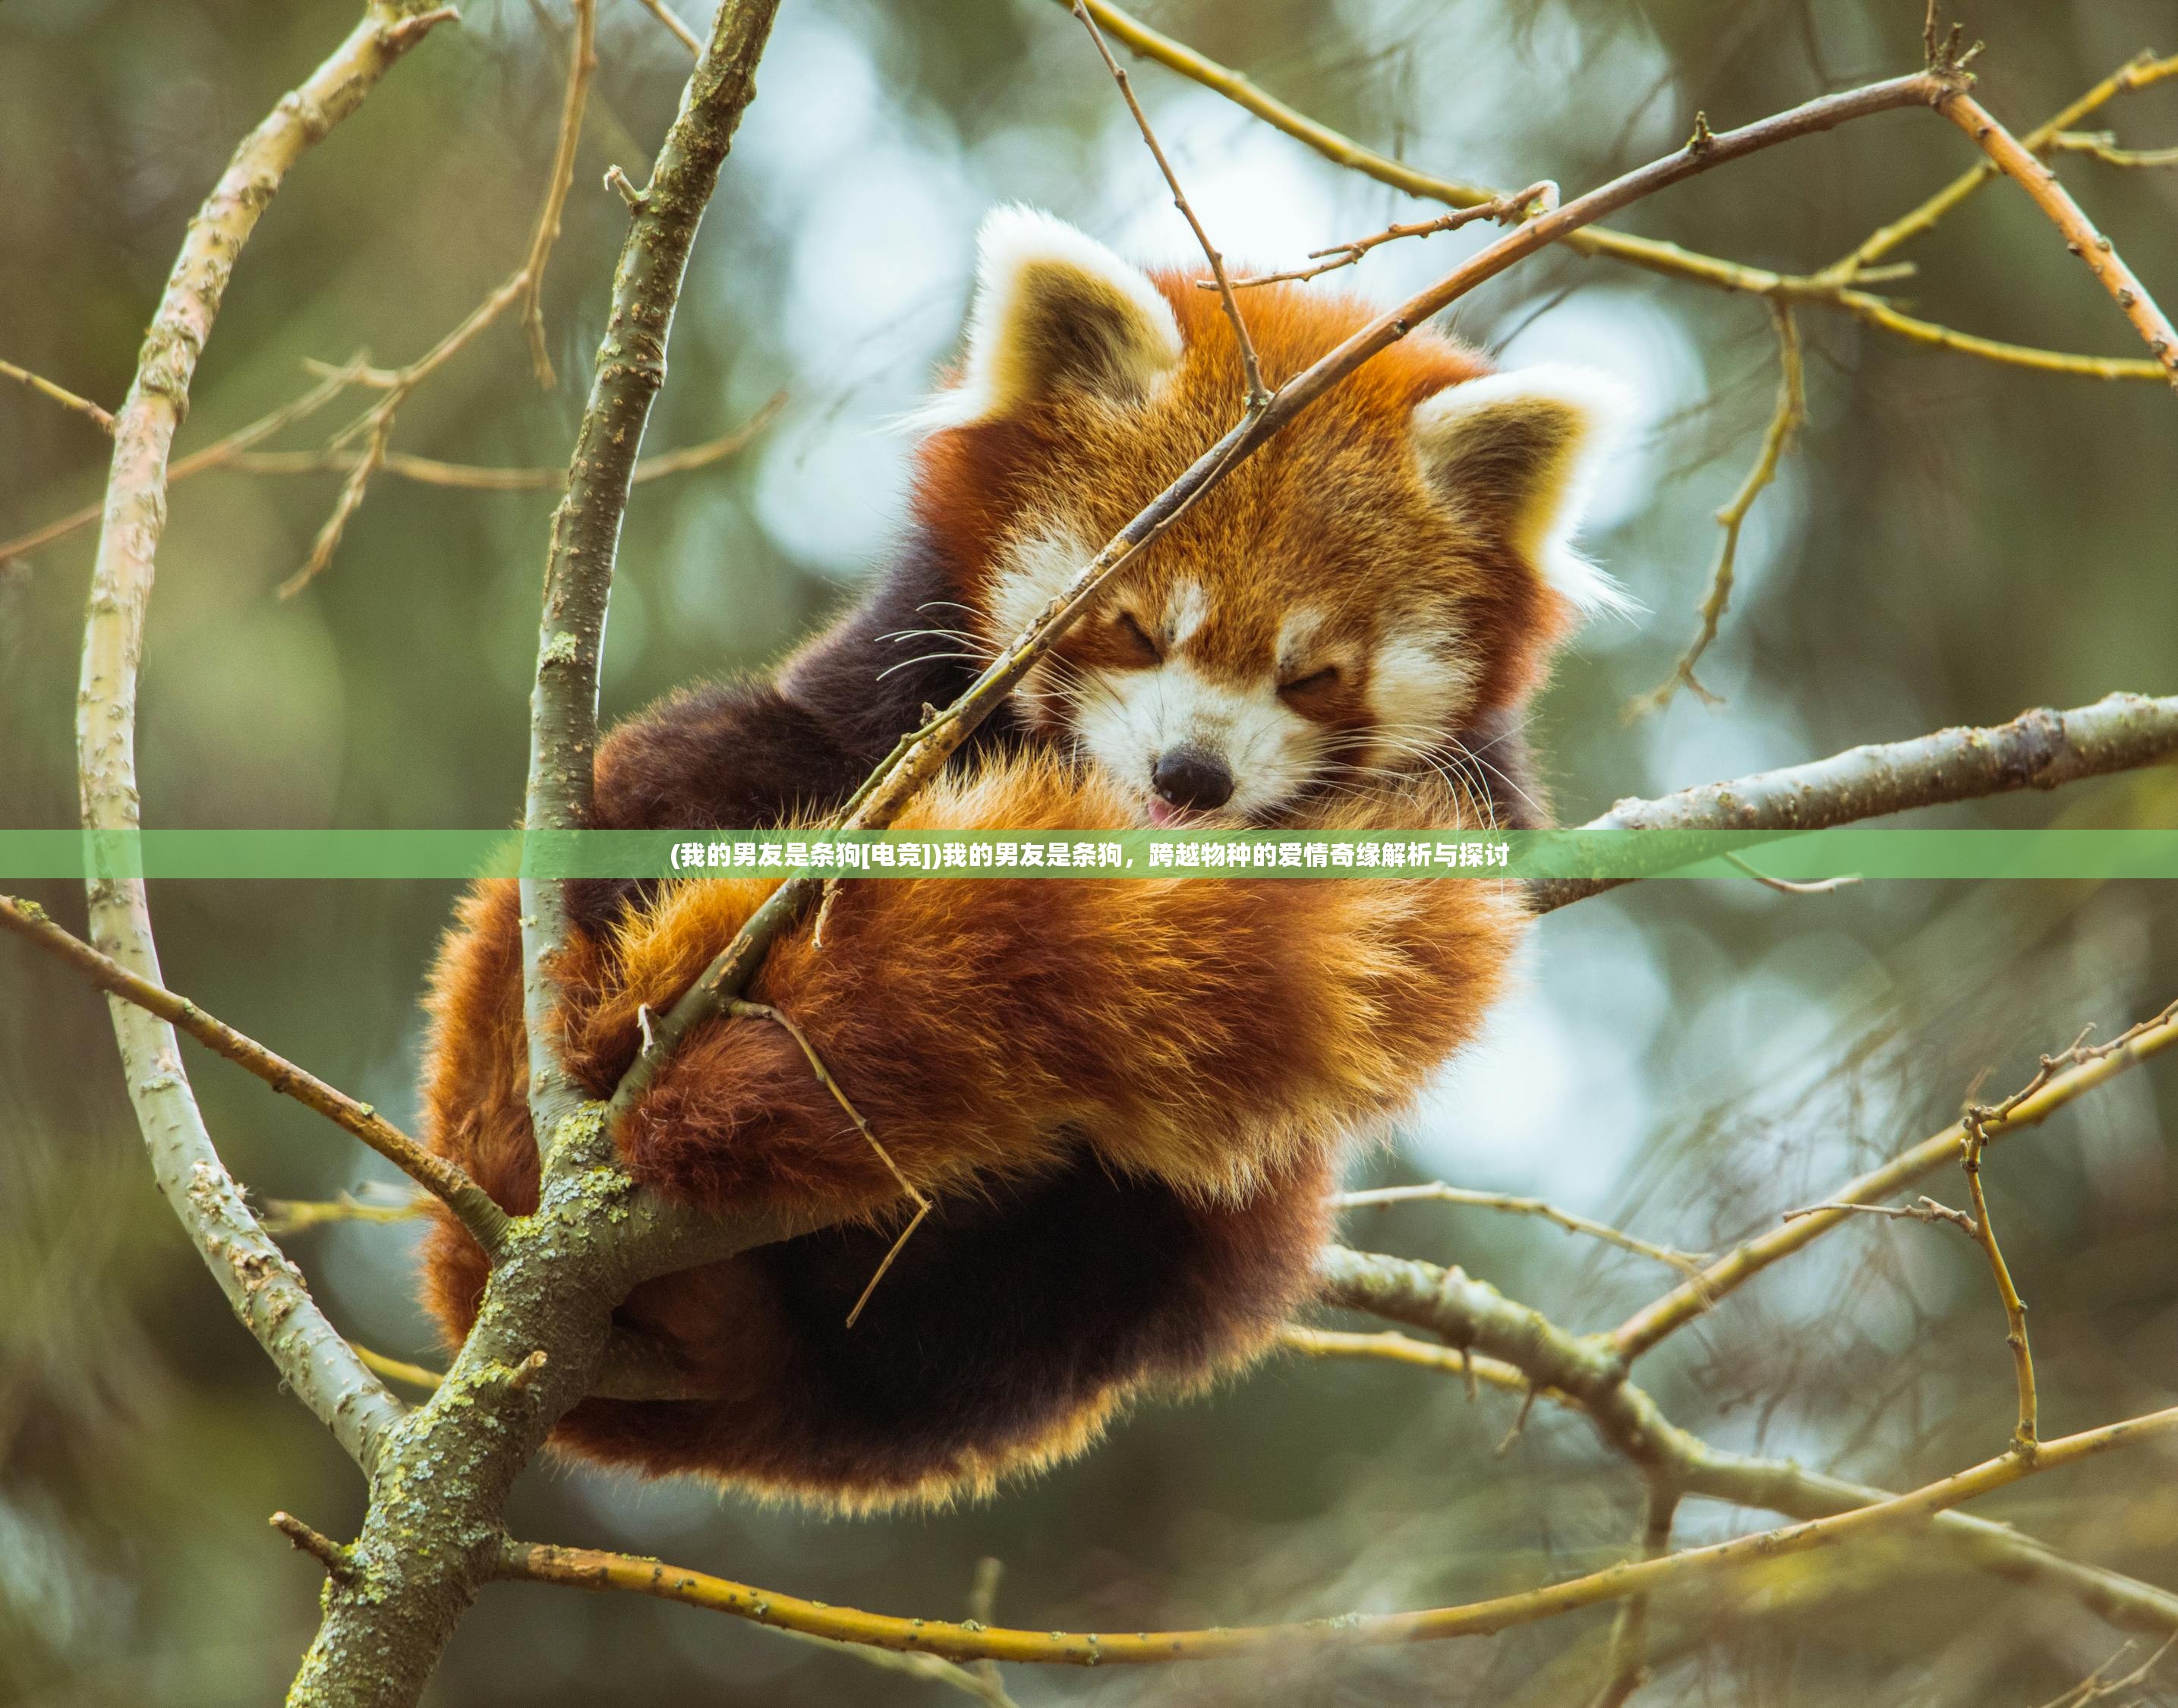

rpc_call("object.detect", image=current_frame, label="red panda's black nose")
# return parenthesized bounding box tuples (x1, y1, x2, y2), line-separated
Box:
(1152, 748, 1234, 812)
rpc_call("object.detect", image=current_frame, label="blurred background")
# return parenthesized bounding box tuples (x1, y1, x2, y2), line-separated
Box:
(3, 0, 2177, 1701)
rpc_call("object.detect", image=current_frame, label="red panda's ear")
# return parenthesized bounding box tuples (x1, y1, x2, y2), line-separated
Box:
(1410, 364, 1637, 619)
(915, 206, 1182, 430)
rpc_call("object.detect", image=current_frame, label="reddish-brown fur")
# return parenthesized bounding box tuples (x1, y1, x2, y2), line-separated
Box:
(418, 247, 1594, 1510)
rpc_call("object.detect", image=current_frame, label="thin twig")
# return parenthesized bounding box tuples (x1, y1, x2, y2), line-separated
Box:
(1962, 1106, 2038, 1455)
(1220, 182, 1557, 289)
(1781, 1195, 1978, 1235)
(495, 1404, 2178, 1664)
(1335, 1183, 1709, 1275)
(1830, 51, 2178, 279)
(229, 391, 782, 488)
(2035, 1634, 2178, 1708)
(1588, 1481, 1679, 1708)
(632, 0, 702, 57)
(1308, 1249, 2178, 1636)
(0, 358, 114, 432)
(2050, 131, 2178, 170)
(1937, 90, 2178, 388)
(272, 1512, 358, 1584)
(1718, 850, 1861, 894)
(727, 998, 931, 1326)
(263, 1193, 431, 1235)
(1064, 0, 2177, 382)
(1072, 1, 1268, 408)
(0, 895, 508, 1253)
(0, 356, 371, 566)
(520, 0, 598, 388)
(1614, 1000, 2178, 1359)
(1629, 301, 1804, 714)
(279, 0, 609, 597)
(354, 1346, 448, 1391)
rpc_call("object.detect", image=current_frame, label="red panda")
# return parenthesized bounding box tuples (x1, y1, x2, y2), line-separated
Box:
(417, 206, 1632, 1511)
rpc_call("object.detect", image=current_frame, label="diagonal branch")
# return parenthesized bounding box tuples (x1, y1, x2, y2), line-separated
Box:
(494, 1403, 2178, 1664)
(1935, 91, 2178, 386)
(1072, 0, 1267, 408)
(1612, 998, 2178, 1359)
(1302, 1253, 2178, 1637)
(0, 893, 506, 1253)
(1, 357, 114, 432)
(71, 0, 454, 1476)
(611, 67, 1961, 1114)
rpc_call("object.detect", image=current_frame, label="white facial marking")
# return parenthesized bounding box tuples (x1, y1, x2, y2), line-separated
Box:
(1166, 580, 1209, 648)
(987, 525, 1091, 648)
(1073, 657, 1322, 822)
(1274, 607, 1327, 677)
(1366, 632, 1472, 763)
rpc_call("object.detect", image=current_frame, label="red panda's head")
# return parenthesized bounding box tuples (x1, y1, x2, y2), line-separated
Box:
(908, 206, 1634, 827)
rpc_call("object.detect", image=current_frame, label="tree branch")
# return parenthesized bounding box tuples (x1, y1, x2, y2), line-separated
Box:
(518, 0, 597, 388)
(494, 1402, 2178, 1664)
(0, 356, 114, 432)
(1062, 1, 2178, 382)
(1310, 1248, 2178, 1638)
(1335, 1183, 1708, 1275)
(72, 0, 451, 1481)
(1531, 692, 2178, 912)
(1613, 998, 2178, 1359)
(0, 893, 506, 1253)
(1936, 91, 2178, 386)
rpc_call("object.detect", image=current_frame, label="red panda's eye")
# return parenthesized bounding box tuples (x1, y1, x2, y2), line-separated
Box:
(1278, 666, 1340, 699)
(1115, 611, 1162, 663)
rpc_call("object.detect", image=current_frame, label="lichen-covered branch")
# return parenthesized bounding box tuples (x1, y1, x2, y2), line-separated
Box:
(0, 894, 506, 1249)
(1531, 692, 2178, 912)
(520, 0, 783, 1145)
(285, 11, 792, 1702)
(72, 0, 451, 1480)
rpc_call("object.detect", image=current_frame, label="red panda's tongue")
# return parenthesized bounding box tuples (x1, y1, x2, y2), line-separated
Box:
(1148, 798, 1183, 828)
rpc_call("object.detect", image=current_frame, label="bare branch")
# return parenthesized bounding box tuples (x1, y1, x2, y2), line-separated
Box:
(1064, 1, 2177, 381)
(520, 0, 598, 388)
(1959, 1111, 2039, 1456)
(2049, 131, 2178, 171)
(1532, 692, 2178, 912)
(0, 894, 508, 1253)
(496, 1403, 2178, 1664)
(1071, 1, 1268, 408)
(1936, 90, 2178, 386)
(71, 0, 449, 1477)
(1588, 1483, 1678, 1708)
(1782, 1195, 1978, 1235)
(1310, 1248, 2178, 1637)
(1335, 1182, 1709, 1275)
(1629, 301, 1804, 714)
(1220, 184, 1557, 289)
(1830, 51, 2178, 279)
(229, 390, 781, 488)
(0, 356, 371, 567)
(632, 0, 702, 58)
(1614, 999, 2178, 1359)
(0, 357, 114, 432)
(273, 1512, 358, 1584)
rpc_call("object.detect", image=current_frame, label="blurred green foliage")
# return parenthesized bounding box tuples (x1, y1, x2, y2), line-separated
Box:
(2, 0, 2176, 1702)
